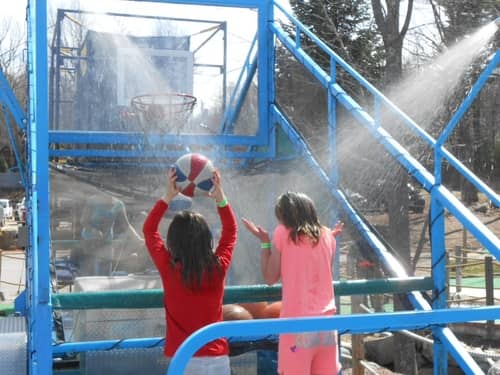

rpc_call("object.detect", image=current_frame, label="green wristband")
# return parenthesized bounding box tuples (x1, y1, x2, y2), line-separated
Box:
(217, 197, 228, 208)
(260, 242, 271, 249)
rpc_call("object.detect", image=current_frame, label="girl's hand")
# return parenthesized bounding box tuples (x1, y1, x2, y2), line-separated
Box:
(331, 221, 344, 237)
(209, 169, 225, 203)
(241, 218, 270, 243)
(163, 167, 180, 204)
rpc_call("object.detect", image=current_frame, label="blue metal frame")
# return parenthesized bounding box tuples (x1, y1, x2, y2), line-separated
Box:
(27, 1, 52, 374)
(15, 0, 499, 374)
(47, 2, 273, 161)
(50, 8, 230, 133)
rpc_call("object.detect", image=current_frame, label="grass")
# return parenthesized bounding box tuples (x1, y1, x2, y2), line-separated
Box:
(447, 260, 500, 277)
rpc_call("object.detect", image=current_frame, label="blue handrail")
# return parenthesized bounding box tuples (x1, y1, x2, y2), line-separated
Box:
(168, 306, 500, 374)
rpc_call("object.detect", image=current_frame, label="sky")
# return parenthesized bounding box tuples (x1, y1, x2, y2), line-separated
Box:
(1, 0, 442, 110)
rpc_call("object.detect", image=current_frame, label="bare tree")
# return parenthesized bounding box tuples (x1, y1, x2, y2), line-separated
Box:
(371, 0, 414, 84)
(0, 18, 27, 108)
(0, 17, 27, 172)
(370, 1, 417, 374)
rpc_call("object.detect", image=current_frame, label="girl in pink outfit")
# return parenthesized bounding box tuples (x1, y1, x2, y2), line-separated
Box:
(242, 191, 343, 375)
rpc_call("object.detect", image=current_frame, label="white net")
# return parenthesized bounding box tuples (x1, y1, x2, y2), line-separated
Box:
(131, 93, 197, 133)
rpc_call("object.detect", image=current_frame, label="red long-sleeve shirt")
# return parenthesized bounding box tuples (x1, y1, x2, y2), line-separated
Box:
(143, 200, 237, 357)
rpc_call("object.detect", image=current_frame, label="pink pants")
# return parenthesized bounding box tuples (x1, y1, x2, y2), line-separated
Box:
(278, 331, 340, 375)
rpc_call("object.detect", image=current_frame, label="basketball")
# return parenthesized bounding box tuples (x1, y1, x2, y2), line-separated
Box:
(223, 304, 253, 321)
(262, 301, 282, 319)
(173, 153, 215, 197)
(239, 302, 268, 319)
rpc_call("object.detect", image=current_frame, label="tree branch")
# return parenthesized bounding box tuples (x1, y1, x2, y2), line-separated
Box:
(428, 0, 446, 45)
(371, 0, 388, 37)
(319, 2, 353, 63)
(399, 0, 414, 41)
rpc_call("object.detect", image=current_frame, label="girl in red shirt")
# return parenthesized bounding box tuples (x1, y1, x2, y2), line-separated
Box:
(143, 168, 237, 375)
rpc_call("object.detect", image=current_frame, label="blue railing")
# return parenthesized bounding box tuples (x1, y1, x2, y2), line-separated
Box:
(168, 306, 500, 374)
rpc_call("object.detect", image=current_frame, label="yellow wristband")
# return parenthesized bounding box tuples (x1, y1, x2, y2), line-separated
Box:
(260, 242, 271, 249)
(217, 198, 228, 208)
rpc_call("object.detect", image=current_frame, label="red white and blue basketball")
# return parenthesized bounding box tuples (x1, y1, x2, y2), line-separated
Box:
(174, 153, 215, 197)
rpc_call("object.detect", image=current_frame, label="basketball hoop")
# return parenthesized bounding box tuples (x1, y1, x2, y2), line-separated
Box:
(131, 93, 197, 132)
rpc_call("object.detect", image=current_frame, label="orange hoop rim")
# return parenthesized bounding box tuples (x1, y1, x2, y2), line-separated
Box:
(131, 92, 197, 110)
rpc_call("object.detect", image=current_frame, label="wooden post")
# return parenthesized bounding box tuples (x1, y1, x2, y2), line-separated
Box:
(462, 229, 468, 265)
(454, 246, 462, 294)
(347, 246, 364, 375)
(351, 295, 365, 375)
(485, 256, 494, 340)
(446, 252, 450, 307)
(0, 250, 3, 301)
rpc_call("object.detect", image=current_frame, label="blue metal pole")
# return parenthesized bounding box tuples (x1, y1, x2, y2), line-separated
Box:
(256, 1, 274, 147)
(27, 1, 53, 374)
(430, 192, 448, 375)
(124, 0, 268, 7)
(53, 337, 166, 355)
(48, 131, 267, 146)
(49, 147, 275, 160)
(222, 21, 228, 111)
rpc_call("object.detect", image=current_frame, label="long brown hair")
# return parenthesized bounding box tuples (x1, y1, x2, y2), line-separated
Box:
(275, 191, 322, 244)
(166, 210, 221, 289)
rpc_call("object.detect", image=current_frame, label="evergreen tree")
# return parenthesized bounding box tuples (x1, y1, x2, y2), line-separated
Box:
(288, 0, 384, 86)
(275, 0, 384, 165)
(436, 0, 499, 44)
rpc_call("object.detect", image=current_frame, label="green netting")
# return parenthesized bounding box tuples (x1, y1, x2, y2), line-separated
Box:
(52, 277, 432, 310)
(449, 276, 500, 289)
